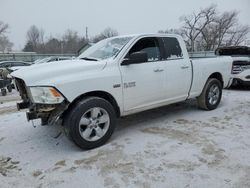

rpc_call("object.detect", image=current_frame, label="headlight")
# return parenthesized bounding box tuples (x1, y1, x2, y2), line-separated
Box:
(29, 87, 64, 104)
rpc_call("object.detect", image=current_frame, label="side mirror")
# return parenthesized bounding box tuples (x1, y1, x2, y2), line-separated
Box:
(121, 52, 148, 66)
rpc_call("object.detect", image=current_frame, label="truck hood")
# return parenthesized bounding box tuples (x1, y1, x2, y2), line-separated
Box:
(11, 59, 107, 86)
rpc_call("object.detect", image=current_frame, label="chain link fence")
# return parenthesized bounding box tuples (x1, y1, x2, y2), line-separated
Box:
(0, 52, 76, 62)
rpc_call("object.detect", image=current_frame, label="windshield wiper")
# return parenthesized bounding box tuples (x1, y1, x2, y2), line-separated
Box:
(80, 57, 98, 61)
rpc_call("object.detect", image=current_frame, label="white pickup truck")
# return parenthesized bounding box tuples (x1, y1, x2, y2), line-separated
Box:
(12, 34, 233, 149)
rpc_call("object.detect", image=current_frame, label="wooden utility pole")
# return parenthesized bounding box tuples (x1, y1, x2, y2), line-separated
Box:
(86, 27, 88, 42)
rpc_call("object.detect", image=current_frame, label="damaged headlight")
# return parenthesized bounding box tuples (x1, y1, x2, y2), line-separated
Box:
(29, 87, 64, 104)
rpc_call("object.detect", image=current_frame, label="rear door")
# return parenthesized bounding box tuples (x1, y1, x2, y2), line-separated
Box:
(161, 37, 192, 101)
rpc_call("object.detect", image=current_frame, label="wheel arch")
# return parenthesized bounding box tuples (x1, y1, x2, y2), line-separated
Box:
(62, 90, 121, 120)
(208, 72, 224, 87)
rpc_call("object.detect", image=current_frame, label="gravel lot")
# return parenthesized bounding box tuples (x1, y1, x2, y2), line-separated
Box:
(0, 88, 250, 188)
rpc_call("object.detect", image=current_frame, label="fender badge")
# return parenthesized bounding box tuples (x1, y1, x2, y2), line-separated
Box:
(113, 84, 121, 88)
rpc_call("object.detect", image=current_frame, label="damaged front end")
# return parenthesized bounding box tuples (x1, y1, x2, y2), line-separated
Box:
(14, 77, 69, 125)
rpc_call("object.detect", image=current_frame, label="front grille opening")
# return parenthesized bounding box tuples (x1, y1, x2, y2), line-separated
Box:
(232, 61, 250, 74)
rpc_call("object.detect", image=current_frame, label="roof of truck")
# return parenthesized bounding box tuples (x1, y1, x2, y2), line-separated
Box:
(109, 33, 181, 39)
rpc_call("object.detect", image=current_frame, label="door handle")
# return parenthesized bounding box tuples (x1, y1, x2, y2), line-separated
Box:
(181, 65, 189, 69)
(154, 68, 164, 72)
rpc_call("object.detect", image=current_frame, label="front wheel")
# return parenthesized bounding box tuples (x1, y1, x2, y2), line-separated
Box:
(197, 78, 222, 110)
(63, 97, 116, 150)
(7, 85, 12, 92)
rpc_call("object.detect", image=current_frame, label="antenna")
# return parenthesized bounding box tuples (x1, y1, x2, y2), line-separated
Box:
(85, 27, 88, 41)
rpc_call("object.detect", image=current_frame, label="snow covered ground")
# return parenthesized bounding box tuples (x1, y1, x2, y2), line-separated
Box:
(0, 89, 250, 188)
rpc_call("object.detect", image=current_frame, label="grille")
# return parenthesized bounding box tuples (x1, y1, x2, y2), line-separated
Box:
(232, 61, 250, 74)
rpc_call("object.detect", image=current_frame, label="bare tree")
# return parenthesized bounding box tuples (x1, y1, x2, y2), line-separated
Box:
(196, 22, 218, 50)
(174, 5, 250, 51)
(158, 28, 182, 35)
(0, 21, 13, 52)
(225, 25, 250, 46)
(92, 27, 118, 43)
(101, 27, 118, 38)
(215, 11, 238, 47)
(197, 10, 249, 50)
(24, 25, 51, 53)
(23, 26, 87, 54)
(44, 37, 61, 53)
(0, 35, 13, 52)
(62, 29, 86, 53)
(0, 21, 9, 36)
(23, 41, 34, 52)
(180, 5, 217, 51)
(39, 28, 45, 44)
(26, 25, 41, 50)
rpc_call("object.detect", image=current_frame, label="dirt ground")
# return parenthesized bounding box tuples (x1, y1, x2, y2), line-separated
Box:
(0, 88, 250, 188)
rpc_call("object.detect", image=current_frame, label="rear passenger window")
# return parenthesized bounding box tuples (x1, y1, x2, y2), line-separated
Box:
(128, 37, 161, 62)
(162, 37, 183, 60)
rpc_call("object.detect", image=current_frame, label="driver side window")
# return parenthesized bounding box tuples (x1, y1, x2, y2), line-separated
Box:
(127, 37, 161, 62)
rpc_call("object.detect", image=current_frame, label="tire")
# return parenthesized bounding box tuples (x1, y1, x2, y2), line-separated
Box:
(1, 88, 7, 96)
(63, 97, 116, 150)
(41, 117, 49, 126)
(7, 85, 12, 92)
(197, 78, 222, 110)
(231, 79, 238, 87)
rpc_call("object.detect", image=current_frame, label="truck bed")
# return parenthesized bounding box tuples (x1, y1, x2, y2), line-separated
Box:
(188, 56, 233, 98)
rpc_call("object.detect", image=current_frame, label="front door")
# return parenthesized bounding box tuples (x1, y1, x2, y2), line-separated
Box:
(119, 37, 165, 111)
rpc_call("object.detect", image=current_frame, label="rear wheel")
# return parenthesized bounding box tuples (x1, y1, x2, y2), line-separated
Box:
(197, 78, 222, 110)
(1, 88, 7, 96)
(63, 97, 116, 150)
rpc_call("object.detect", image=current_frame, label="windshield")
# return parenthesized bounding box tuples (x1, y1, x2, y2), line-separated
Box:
(78, 36, 132, 60)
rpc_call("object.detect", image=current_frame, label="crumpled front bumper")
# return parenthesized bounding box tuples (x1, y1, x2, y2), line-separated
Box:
(14, 77, 68, 125)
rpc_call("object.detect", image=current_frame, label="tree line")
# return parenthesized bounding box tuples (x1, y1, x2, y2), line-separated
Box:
(0, 4, 249, 53)
(23, 26, 118, 54)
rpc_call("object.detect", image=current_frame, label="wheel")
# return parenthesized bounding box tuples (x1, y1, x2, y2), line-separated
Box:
(41, 117, 49, 126)
(63, 97, 116, 150)
(231, 79, 238, 87)
(7, 85, 12, 92)
(197, 78, 222, 110)
(1, 88, 7, 96)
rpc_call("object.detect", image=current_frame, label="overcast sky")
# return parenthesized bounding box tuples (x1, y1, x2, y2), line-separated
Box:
(0, 0, 250, 50)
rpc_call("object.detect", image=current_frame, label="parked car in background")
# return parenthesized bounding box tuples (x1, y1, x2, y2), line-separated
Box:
(0, 68, 13, 96)
(0, 61, 32, 72)
(216, 46, 250, 86)
(33, 56, 73, 64)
